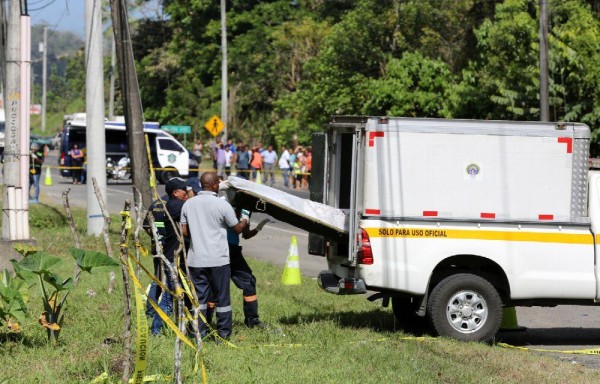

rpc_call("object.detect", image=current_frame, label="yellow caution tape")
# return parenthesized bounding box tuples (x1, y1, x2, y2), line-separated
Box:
(134, 241, 149, 257)
(126, 260, 197, 351)
(90, 373, 170, 384)
(498, 342, 600, 355)
(120, 210, 132, 230)
(90, 372, 110, 384)
(178, 269, 199, 308)
(131, 259, 149, 384)
(126, 251, 177, 298)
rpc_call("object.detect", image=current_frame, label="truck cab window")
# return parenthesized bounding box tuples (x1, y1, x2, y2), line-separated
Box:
(158, 138, 184, 152)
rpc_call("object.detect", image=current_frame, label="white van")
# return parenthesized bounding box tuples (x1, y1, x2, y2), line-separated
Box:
(59, 113, 191, 183)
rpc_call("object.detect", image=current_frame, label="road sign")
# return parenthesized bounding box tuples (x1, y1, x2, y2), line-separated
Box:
(161, 125, 191, 134)
(204, 115, 224, 137)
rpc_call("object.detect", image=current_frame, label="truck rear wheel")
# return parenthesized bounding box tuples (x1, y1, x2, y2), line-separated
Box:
(392, 296, 425, 331)
(427, 273, 502, 343)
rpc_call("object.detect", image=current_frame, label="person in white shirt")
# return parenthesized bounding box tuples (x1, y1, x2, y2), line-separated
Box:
(278, 145, 291, 188)
(224, 146, 233, 178)
(261, 145, 278, 187)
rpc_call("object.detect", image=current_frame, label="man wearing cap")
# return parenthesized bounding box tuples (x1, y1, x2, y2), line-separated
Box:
(151, 177, 189, 335)
(185, 176, 201, 199)
(181, 171, 248, 341)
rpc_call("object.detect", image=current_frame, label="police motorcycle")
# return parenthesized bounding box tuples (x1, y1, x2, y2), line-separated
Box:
(106, 155, 131, 181)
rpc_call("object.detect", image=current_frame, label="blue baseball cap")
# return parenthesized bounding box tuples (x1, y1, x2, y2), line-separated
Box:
(165, 177, 187, 196)
(185, 177, 201, 194)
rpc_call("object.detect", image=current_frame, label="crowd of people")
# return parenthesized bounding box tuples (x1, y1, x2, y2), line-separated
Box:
(194, 138, 313, 189)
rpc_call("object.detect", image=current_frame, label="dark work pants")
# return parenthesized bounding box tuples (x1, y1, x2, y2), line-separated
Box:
(146, 256, 163, 317)
(189, 264, 232, 339)
(230, 244, 259, 325)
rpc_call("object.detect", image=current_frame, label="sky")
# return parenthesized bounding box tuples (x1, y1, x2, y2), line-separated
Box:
(30, 0, 85, 38)
(29, 0, 161, 38)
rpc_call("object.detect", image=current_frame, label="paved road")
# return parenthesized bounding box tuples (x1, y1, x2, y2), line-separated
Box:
(31, 152, 600, 369)
(38, 152, 327, 276)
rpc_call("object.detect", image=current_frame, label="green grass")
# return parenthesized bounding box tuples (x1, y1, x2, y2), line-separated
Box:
(1, 203, 600, 383)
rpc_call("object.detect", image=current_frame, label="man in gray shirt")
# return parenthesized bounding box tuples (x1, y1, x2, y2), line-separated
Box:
(181, 172, 248, 340)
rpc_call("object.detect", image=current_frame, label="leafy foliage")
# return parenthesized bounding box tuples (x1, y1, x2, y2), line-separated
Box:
(0, 270, 28, 330)
(36, 1, 600, 153)
(2, 248, 118, 341)
(69, 248, 119, 274)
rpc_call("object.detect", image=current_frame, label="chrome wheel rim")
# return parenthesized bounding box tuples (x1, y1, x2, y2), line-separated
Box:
(446, 290, 488, 334)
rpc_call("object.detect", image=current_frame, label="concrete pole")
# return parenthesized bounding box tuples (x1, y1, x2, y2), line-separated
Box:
(85, 0, 106, 236)
(220, 0, 227, 144)
(2, 0, 21, 241)
(110, 0, 153, 209)
(19, 11, 31, 239)
(41, 26, 47, 132)
(539, 0, 549, 122)
(108, 37, 116, 120)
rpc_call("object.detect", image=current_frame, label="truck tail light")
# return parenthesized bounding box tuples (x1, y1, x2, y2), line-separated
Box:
(358, 228, 373, 265)
(60, 152, 65, 165)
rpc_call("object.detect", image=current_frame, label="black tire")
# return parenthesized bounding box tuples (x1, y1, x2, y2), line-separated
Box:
(160, 169, 179, 184)
(392, 296, 425, 330)
(427, 273, 502, 343)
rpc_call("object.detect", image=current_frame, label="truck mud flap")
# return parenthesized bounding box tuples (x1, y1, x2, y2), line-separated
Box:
(221, 177, 349, 241)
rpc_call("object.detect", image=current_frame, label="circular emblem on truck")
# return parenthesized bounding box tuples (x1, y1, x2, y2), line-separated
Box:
(465, 163, 480, 177)
(168, 154, 176, 164)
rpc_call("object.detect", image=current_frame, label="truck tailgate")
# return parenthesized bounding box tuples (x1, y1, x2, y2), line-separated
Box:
(221, 177, 348, 240)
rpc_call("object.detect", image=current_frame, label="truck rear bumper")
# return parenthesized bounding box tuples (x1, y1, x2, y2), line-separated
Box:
(318, 270, 367, 295)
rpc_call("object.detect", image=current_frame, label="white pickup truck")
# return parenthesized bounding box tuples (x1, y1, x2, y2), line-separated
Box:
(307, 116, 600, 342)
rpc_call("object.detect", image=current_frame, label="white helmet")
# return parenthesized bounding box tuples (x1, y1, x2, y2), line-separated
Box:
(30, 142, 40, 151)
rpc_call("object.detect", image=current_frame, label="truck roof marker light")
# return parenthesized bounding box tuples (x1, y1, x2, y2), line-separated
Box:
(480, 212, 496, 219)
(539, 214, 554, 220)
(423, 211, 438, 217)
(378, 117, 389, 124)
(358, 229, 374, 265)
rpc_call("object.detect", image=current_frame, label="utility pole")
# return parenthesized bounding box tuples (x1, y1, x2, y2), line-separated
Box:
(41, 26, 47, 132)
(108, 38, 116, 120)
(110, 0, 152, 209)
(2, 0, 22, 241)
(220, 0, 227, 144)
(2, 0, 30, 241)
(539, 0, 549, 122)
(0, 1, 6, 104)
(85, 0, 107, 236)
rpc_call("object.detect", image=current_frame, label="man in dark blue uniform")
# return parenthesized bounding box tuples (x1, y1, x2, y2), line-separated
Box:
(227, 208, 269, 328)
(150, 177, 189, 335)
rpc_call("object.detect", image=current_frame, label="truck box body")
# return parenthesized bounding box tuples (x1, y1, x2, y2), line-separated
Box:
(363, 119, 589, 223)
(311, 116, 600, 342)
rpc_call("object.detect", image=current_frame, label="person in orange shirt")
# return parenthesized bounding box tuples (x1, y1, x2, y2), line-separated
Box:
(305, 147, 312, 187)
(250, 147, 263, 182)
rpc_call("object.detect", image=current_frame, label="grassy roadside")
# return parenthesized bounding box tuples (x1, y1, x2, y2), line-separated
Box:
(1, 203, 599, 383)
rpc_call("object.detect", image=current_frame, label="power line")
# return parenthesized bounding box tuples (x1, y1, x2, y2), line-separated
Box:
(29, 0, 59, 13)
